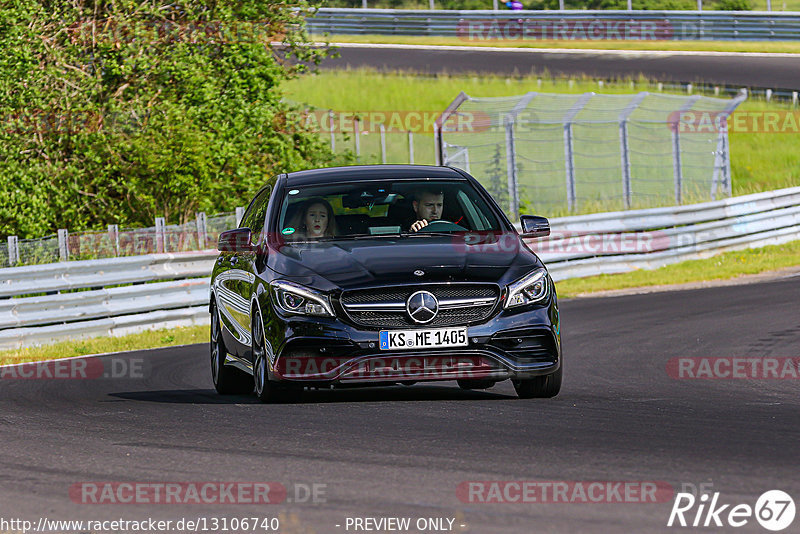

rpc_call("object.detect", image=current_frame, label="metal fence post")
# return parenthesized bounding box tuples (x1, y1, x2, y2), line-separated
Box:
(671, 95, 701, 205)
(408, 131, 414, 164)
(710, 133, 726, 201)
(235, 206, 245, 227)
(196, 212, 208, 249)
(618, 92, 647, 210)
(380, 124, 387, 164)
(434, 123, 441, 165)
(7, 235, 18, 266)
(671, 128, 683, 205)
(354, 117, 361, 159)
(57, 229, 69, 261)
(155, 217, 166, 254)
(619, 121, 632, 209)
(561, 93, 593, 212)
(563, 124, 577, 212)
(433, 92, 469, 167)
(710, 89, 747, 200)
(501, 92, 536, 220)
(723, 129, 732, 197)
(710, 125, 734, 201)
(504, 117, 519, 219)
(108, 224, 119, 256)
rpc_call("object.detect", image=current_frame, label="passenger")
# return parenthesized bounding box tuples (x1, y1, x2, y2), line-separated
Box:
(291, 197, 337, 240)
(409, 189, 444, 232)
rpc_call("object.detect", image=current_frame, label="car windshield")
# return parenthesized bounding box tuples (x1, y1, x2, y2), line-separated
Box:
(277, 179, 503, 241)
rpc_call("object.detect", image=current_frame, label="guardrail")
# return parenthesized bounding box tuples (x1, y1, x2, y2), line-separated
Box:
(0, 252, 217, 350)
(536, 186, 800, 280)
(1, 186, 799, 349)
(0, 251, 217, 298)
(307, 8, 800, 41)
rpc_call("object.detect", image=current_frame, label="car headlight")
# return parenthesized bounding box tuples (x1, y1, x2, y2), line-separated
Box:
(504, 268, 549, 309)
(270, 280, 335, 317)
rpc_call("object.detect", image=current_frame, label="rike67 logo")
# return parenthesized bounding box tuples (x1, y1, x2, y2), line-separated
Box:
(668, 490, 795, 531)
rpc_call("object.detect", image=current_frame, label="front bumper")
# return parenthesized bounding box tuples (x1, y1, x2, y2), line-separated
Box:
(266, 301, 560, 385)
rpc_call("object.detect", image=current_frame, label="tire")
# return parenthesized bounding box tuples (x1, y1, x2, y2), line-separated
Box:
(457, 379, 495, 390)
(210, 303, 254, 395)
(252, 310, 302, 404)
(512, 364, 562, 399)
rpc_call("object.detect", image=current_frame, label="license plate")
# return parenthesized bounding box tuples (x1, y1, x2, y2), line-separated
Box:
(379, 327, 468, 350)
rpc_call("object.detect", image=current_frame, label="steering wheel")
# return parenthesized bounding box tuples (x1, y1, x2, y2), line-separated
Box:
(420, 219, 466, 232)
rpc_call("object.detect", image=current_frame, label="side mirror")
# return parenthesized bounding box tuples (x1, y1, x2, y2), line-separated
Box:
(218, 228, 254, 253)
(520, 215, 550, 238)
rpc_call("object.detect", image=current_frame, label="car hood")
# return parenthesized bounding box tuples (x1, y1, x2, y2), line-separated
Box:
(267, 234, 542, 290)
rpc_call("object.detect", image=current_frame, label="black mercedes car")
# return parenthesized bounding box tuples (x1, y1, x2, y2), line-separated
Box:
(210, 165, 561, 402)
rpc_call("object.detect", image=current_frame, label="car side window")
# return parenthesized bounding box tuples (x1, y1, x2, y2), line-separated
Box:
(240, 187, 271, 239)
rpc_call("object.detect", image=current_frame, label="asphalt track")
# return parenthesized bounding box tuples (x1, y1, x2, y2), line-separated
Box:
(1, 276, 799, 533)
(321, 43, 800, 89)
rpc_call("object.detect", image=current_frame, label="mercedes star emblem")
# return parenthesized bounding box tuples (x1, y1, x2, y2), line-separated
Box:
(406, 290, 438, 324)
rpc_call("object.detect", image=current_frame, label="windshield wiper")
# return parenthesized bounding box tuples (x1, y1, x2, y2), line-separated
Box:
(399, 231, 460, 237)
(292, 232, 460, 242)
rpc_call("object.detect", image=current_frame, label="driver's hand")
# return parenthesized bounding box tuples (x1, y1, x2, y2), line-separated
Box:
(410, 219, 429, 232)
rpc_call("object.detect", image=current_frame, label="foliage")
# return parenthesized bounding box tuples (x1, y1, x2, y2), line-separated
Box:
(485, 143, 508, 210)
(0, 0, 347, 238)
(714, 0, 753, 9)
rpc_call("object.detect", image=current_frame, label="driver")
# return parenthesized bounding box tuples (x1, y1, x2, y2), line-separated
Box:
(410, 189, 444, 232)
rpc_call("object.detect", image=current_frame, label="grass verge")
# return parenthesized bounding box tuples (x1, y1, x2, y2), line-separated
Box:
(555, 239, 800, 298)
(324, 34, 800, 54)
(0, 325, 208, 366)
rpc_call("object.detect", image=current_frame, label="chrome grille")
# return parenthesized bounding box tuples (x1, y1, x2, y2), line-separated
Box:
(340, 284, 500, 329)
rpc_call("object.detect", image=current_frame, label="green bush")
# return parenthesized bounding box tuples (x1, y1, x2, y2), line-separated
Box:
(714, 0, 753, 9)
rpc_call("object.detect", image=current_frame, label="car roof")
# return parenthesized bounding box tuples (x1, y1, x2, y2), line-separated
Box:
(284, 165, 467, 187)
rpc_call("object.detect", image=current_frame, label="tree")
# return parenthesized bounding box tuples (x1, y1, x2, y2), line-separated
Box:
(0, 0, 346, 238)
